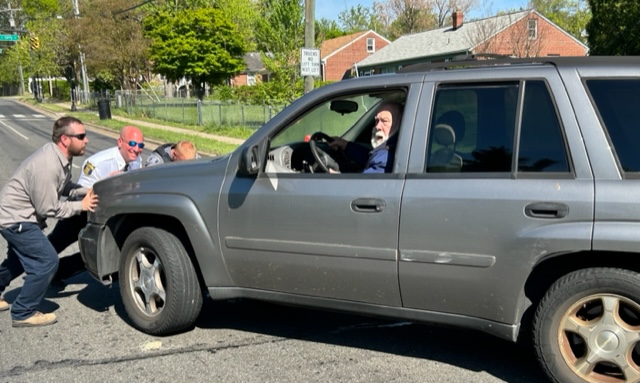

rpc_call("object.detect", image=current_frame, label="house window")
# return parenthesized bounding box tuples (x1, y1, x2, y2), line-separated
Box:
(528, 19, 538, 39)
(366, 38, 375, 53)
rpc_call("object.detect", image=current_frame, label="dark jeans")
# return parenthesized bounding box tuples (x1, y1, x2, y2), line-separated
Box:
(0, 223, 59, 320)
(47, 212, 87, 281)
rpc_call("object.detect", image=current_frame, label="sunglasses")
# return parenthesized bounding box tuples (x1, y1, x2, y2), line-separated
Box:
(126, 140, 145, 149)
(66, 133, 87, 140)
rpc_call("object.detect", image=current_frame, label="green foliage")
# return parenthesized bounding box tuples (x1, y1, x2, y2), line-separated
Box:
(254, 0, 305, 103)
(532, 0, 591, 43)
(144, 7, 247, 100)
(21, 0, 61, 19)
(216, 0, 260, 51)
(587, 0, 640, 55)
(338, 4, 383, 33)
(316, 18, 346, 42)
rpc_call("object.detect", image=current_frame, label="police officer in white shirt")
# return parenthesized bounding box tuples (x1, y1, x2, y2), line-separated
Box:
(48, 126, 145, 286)
(79, 126, 144, 185)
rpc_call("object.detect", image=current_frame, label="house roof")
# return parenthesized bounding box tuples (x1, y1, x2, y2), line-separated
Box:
(358, 10, 539, 68)
(243, 52, 267, 72)
(320, 30, 390, 61)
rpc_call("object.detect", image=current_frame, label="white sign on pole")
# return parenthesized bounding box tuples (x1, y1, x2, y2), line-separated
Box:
(300, 48, 321, 77)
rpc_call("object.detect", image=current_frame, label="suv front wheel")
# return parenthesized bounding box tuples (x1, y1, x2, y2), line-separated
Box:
(119, 227, 203, 335)
(533, 268, 640, 383)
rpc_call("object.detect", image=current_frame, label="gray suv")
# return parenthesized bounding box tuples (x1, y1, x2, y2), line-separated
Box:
(79, 56, 640, 383)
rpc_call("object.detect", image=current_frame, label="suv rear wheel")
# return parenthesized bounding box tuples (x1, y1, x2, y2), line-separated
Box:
(119, 227, 203, 335)
(533, 268, 640, 383)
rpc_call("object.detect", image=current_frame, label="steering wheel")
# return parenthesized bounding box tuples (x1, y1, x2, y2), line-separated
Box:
(309, 132, 340, 173)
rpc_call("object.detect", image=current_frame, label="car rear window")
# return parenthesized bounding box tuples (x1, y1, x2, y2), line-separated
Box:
(586, 79, 640, 173)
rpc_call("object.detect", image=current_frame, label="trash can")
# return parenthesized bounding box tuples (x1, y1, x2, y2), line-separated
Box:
(97, 99, 111, 120)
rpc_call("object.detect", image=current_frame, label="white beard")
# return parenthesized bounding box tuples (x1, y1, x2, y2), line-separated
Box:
(371, 129, 388, 149)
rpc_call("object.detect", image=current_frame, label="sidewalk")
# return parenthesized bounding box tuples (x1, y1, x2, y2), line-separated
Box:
(34, 101, 246, 146)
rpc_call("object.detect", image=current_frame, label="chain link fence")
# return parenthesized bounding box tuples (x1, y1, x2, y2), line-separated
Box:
(88, 90, 287, 129)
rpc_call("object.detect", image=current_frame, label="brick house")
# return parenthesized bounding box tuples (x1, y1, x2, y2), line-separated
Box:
(230, 52, 271, 87)
(357, 9, 588, 76)
(320, 30, 390, 81)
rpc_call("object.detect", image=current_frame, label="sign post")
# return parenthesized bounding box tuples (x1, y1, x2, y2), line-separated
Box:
(0, 34, 19, 42)
(300, 48, 320, 78)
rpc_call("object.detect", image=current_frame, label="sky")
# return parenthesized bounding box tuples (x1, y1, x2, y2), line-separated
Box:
(316, 0, 530, 22)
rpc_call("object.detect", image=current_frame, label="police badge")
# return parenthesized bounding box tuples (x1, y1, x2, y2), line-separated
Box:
(83, 161, 96, 176)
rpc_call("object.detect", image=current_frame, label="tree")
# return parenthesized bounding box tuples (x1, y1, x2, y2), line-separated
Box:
(144, 7, 247, 100)
(316, 18, 346, 42)
(531, 0, 590, 43)
(338, 4, 384, 34)
(254, 0, 305, 103)
(215, 0, 260, 51)
(376, 0, 437, 39)
(433, 0, 478, 27)
(67, 0, 150, 92)
(586, 0, 640, 55)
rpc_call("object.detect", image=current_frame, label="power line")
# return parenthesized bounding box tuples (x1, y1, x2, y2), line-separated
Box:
(112, 0, 154, 16)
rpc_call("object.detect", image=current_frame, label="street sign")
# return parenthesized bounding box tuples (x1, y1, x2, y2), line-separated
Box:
(300, 48, 320, 77)
(0, 34, 19, 42)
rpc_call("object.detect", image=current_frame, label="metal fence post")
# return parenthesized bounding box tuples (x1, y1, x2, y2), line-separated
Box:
(218, 104, 222, 126)
(197, 99, 202, 126)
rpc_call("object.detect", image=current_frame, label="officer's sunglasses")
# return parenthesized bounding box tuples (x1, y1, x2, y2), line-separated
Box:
(66, 133, 87, 140)
(127, 140, 145, 149)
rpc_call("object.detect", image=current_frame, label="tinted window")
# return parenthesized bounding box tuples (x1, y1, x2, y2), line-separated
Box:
(518, 81, 569, 172)
(587, 79, 640, 172)
(427, 83, 518, 173)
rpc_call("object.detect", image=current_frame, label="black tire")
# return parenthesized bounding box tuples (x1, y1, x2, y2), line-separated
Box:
(533, 268, 640, 383)
(119, 227, 203, 335)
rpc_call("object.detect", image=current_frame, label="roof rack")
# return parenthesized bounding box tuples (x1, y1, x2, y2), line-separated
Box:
(396, 55, 640, 73)
(397, 54, 550, 73)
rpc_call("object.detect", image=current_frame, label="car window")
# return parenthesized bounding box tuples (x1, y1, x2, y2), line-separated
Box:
(426, 82, 518, 173)
(586, 79, 640, 173)
(266, 90, 406, 174)
(426, 80, 569, 174)
(270, 94, 381, 148)
(518, 81, 569, 173)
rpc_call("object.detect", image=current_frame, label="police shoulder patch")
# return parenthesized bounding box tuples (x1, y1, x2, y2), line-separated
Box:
(83, 161, 96, 176)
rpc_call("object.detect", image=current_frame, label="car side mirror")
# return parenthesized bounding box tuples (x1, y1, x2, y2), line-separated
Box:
(239, 145, 261, 176)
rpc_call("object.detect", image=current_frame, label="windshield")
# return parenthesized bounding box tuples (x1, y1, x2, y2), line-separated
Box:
(270, 93, 385, 148)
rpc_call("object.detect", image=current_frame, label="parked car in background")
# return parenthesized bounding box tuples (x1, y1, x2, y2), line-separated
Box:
(80, 56, 640, 383)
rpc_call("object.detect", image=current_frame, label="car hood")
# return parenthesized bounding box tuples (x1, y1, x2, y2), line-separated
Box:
(89, 153, 231, 223)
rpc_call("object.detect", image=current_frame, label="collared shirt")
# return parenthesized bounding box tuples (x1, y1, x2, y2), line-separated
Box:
(78, 146, 141, 187)
(0, 142, 84, 229)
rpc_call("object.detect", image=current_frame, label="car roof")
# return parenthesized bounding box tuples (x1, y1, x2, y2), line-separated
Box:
(396, 55, 640, 74)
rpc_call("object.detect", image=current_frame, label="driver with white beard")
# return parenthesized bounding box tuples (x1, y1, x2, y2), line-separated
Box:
(329, 102, 402, 173)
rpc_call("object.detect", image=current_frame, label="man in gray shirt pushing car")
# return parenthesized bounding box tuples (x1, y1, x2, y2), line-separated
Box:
(0, 116, 99, 327)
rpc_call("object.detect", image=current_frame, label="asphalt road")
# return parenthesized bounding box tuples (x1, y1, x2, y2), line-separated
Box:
(0, 99, 550, 383)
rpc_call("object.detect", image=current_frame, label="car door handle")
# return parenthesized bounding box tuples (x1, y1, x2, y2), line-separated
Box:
(351, 198, 385, 213)
(524, 202, 569, 219)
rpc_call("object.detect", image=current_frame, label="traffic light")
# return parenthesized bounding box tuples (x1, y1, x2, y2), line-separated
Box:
(29, 34, 39, 50)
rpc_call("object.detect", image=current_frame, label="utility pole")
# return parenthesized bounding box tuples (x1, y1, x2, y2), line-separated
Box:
(303, 0, 315, 94)
(72, 0, 89, 104)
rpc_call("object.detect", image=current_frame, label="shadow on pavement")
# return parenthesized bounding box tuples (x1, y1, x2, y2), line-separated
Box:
(60, 277, 548, 383)
(194, 298, 549, 383)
